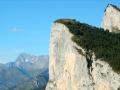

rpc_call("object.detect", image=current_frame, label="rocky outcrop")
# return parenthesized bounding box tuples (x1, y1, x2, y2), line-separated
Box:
(102, 4, 120, 32)
(46, 23, 120, 90)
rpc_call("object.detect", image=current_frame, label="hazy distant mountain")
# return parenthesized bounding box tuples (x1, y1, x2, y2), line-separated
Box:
(0, 53, 49, 90)
(11, 70, 48, 90)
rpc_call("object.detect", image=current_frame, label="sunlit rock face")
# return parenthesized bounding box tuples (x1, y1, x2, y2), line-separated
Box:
(46, 23, 120, 90)
(46, 23, 91, 90)
(102, 4, 120, 33)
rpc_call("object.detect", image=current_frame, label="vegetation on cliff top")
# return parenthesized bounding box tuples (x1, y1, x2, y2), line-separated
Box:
(105, 4, 120, 12)
(55, 19, 120, 73)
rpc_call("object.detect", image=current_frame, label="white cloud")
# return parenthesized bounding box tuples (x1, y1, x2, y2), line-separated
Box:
(9, 27, 21, 32)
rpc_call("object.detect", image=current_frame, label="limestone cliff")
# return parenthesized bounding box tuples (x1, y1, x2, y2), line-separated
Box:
(46, 4, 120, 90)
(46, 22, 120, 90)
(102, 4, 120, 32)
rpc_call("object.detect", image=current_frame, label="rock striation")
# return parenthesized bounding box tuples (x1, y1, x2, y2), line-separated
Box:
(102, 4, 120, 32)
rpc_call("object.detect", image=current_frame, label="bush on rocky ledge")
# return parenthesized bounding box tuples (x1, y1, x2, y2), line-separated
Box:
(55, 19, 120, 73)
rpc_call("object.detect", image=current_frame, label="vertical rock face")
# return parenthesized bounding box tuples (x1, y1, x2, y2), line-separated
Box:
(102, 4, 120, 32)
(46, 23, 92, 90)
(46, 23, 120, 90)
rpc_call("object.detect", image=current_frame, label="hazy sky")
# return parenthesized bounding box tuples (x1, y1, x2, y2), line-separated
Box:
(0, 0, 119, 63)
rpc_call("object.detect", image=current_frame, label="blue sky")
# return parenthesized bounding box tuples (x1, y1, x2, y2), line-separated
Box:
(0, 0, 119, 63)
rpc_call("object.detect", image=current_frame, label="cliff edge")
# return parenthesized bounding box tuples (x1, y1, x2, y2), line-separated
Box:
(46, 20, 120, 90)
(46, 4, 120, 90)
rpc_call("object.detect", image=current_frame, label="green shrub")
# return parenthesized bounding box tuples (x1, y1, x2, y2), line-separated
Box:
(55, 19, 120, 73)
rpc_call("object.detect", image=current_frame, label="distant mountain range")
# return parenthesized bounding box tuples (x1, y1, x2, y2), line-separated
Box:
(0, 53, 49, 90)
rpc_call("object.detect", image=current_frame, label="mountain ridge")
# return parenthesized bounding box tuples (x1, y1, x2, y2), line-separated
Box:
(0, 53, 49, 90)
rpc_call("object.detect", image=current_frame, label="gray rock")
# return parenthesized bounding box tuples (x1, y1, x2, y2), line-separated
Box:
(0, 53, 49, 90)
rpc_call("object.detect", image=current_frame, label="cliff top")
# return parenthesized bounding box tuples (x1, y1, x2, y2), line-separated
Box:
(104, 4, 120, 12)
(54, 19, 99, 30)
(54, 18, 120, 73)
(54, 19, 80, 26)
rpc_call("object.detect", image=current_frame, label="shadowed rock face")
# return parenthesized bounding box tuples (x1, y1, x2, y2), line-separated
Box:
(102, 4, 120, 33)
(46, 22, 120, 90)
